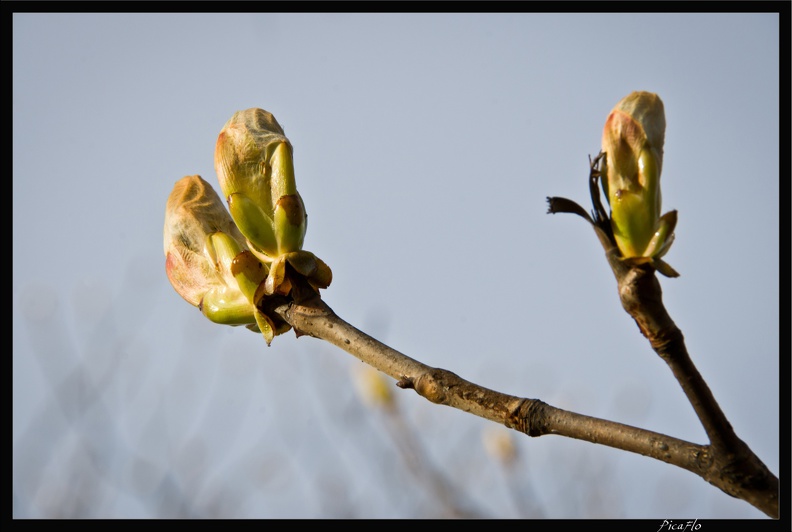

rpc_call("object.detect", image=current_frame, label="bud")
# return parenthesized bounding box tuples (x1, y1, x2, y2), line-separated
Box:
(166, 109, 334, 346)
(164, 175, 248, 309)
(164, 175, 281, 341)
(215, 109, 307, 262)
(215, 108, 332, 296)
(601, 91, 679, 277)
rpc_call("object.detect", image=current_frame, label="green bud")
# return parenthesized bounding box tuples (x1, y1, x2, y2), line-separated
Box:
(601, 91, 679, 277)
(166, 109, 329, 346)
(215, 109, 307, 258)
(164, 175, 274, 328)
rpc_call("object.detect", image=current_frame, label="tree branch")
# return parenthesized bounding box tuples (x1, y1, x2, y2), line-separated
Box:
(254, 151, 779, 518)
(605, 259, 778, 518)
(269, 275, 777, 518)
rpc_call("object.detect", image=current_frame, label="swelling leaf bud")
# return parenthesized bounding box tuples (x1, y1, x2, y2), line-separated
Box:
(164, 175, 269, 329)
(215, 109, 307, 259)
(165, 109, 334, 346)
(601, 91, 679, 277)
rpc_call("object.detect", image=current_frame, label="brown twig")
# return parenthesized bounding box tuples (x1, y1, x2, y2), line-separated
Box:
(269, 272, 777, 517)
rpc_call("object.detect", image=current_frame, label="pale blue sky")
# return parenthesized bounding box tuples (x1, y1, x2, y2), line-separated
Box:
(13, 12, 781, 518)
